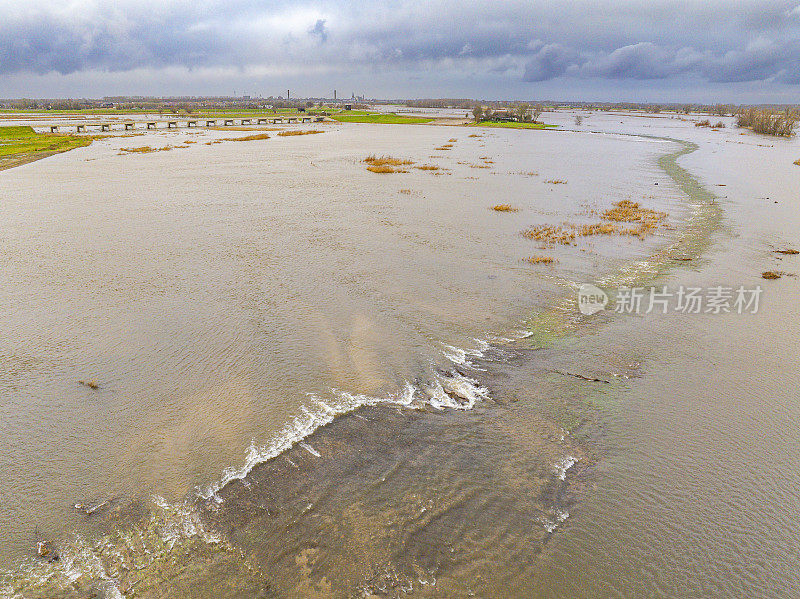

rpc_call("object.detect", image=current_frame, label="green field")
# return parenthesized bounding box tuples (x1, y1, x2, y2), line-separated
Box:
(330, 113, 434, 124)
(472, 121, 557, 130)
(0, 125, 91, 162)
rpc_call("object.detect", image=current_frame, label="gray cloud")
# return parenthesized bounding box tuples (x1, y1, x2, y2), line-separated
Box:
(0, 1, 799, 98)
(308, 19, 328, 43)
(523, 42, 578, 81)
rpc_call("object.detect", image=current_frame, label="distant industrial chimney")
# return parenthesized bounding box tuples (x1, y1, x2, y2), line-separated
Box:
(287, 89, 290, 100)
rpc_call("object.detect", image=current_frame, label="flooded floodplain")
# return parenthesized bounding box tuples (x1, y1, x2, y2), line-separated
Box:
(1, 113, 799, 597)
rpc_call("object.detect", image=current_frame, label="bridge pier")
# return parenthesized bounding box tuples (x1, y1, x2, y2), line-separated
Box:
(124, 122, 134, 130)
(50, 125, 59, 133)
(301, 117, 311, 123)
(76, 125, 85, 132)
(146, 122, 156, 129)
(100, 124, 110, 131)
(206, 120, 216, 127)
(257, 118, 268, 125)
(187, 121, 197, 127)
(223, 119, 234, 126)
(241, 118, 251, 125)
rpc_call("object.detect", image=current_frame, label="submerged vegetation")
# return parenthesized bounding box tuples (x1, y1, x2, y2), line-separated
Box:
(277, 130, 324, 136)
(524, 255, 556, 264)
(120, 145, 173, 153)
(366, 165, 409, 173)
(364, 155, 413, 166)
(523, 225, 577, 245)
(524, 200, 667, 246)
(225, 133, 271, 141)
(0, 125, 91, 169)
(736, 108, 797, 137)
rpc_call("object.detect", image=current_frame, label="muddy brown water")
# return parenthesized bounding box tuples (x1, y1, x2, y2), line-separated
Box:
(1, 113, 798, 598)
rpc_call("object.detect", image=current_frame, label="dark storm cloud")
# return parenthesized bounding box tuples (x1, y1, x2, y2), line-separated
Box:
(308, 19, 329, 43)
(1, 0, 800, 95)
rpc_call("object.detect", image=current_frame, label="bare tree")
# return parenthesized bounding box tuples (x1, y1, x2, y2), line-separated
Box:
(472, 105, 484, 123)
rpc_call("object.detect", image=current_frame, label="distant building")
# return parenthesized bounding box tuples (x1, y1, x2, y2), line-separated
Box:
(344, 103, 353, 111)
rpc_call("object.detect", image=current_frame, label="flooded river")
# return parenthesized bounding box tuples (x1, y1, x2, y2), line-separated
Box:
(1, 112, 798, 597)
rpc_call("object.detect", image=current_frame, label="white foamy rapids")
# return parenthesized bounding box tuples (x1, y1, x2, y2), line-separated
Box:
(425, 371, 489, 410)
(199, 375, 489, 501)
(0, 497, 208, 599)
(442, 338, 491, 368)
(541, 509, 570, 533)
(554, 455, 578, 481)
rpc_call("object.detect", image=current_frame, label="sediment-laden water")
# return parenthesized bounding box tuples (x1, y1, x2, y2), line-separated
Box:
(1, 113, 798, 598)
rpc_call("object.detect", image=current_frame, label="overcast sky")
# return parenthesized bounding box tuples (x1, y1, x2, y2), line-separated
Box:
(1, 0, 799, 102)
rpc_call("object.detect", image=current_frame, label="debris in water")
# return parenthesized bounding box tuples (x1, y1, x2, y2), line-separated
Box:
(79, 379, 99, 389)
(762, 271, 782, 279)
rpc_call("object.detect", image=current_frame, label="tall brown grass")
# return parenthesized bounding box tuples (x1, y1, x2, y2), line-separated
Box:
(277, 130, 323, 136)
(736, 108, 797, 137)
(366, 165, 408, 173)
(524, 255, 555, 264)
(364, 155, 413, 166)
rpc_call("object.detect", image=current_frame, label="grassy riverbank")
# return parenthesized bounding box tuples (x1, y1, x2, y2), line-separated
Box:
(472, 121, 557, 130)
(330, 113, 434, 124)
(0, 126, 91, 170)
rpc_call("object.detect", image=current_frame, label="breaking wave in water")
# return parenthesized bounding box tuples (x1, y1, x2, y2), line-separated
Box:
(198, 357, 491, 501)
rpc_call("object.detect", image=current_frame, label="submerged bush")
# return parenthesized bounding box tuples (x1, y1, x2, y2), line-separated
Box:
(736, 108, 797, 137)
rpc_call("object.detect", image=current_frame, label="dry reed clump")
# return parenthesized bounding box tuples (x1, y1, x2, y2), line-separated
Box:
(695, 119, 711, 127)
(545, 179, 567, 184)
(399, 189, 412, 194)
(736, 108, 797, 137)
(762, 271, 782, 279)
(79, 379, 99, 389)
(576, 223, 617, 236)
(492, 204, 519, 212)
(222, 133, 271, 141)
(774, 248, 799, 255)
(468, 134, 481, 137)
(601, 199, 666, 226)
(364, 155, 414, 166)
(415, 165, 440, 171)
(277, 130, 324, 136)
(120, 145, 172, 153)
(712, 121, 726, 129)
(522, 225, 576, 246)
(470, 164, 491, 169)
(366, 165, 408, 173)
(448, 138, 457, 142)
(793, 158, 800, 166)
(524, 255, 555, 264)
